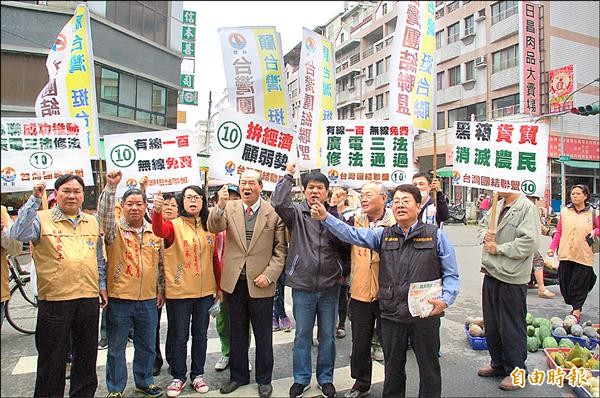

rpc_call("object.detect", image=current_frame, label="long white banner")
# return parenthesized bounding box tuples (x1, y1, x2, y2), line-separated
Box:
(0, 117, 93, 192)
(451, 121, 549, 197)
(208, 110, 297, 191)
(320, 119, 414, 189)
(104, 130, 201, 197)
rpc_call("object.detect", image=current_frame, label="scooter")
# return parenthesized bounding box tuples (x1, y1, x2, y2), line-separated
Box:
(447, 203, 467, 225)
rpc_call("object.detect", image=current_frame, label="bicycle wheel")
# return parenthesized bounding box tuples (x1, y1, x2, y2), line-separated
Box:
(5, 277, 37, 335)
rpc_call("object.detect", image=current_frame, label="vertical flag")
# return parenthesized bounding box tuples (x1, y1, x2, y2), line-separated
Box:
(389, 1, 436, 131)
(218, 26, 291, 126)
(297, 28, 336, 169)
(35, 4, 100, 158)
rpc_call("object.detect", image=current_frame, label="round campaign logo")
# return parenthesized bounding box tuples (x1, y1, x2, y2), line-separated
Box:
(327, 169, 339, 183)
(110, 144, 136, 168)
(0, 167, 16, 183)
(126, 178, 138, 190)
(224, 161, 236, 175)
(228, 33, 246, 50)
(520, 180, 537, 195)
(29, 152, 53, 170)
(305, 37, 316, 53)
(217, 121, 242, 150)
(451, 170, 461, 185)
(390, 170, 406, 184)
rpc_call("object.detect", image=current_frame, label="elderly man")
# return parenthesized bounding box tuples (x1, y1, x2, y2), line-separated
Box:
(97, 170, 165, 398)
(477, 191, 540, 391)
(311, 184, 459, 398)
(208, 170, 287, 398)
(343, 181, 395, 398)
(271, 163, 350, 398)
(11, 175, 107, 397)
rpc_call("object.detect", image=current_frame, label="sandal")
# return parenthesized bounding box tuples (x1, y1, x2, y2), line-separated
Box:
(538, 289, 555, 299)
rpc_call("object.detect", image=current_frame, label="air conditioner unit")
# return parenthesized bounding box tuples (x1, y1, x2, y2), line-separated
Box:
(475, 9, 486, 21)
(474, 56, 487, 68)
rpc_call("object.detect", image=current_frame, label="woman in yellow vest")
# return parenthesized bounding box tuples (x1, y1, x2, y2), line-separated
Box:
(547, 184, 599, 322)
(152, 185, 222, 397)
(1, 204, 23, 328)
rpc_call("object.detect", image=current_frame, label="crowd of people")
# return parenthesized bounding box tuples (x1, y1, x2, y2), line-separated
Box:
(1, 166, 598, 398)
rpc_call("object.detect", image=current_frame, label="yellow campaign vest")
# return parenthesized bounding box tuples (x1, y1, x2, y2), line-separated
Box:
(1, 206, 11, 302)
(33, 210, 100, 301)
(164, 217, 216, 299)
(105, 222, 162, 300)
(558, 207, 595, 267)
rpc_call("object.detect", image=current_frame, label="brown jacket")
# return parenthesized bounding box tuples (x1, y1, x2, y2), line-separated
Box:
(208, 199, 287, 298)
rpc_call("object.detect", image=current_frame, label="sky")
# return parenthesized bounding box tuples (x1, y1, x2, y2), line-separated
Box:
(178, 1, 345, 130)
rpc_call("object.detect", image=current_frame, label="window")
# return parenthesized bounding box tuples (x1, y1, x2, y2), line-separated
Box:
(447, 22, 460, 44)
(436, 30, 443, 49)
(376, 94, 384, 110)
(465, 60, 475, 81)
(492, 93, 520, 117)
(448, 102, 486, 125)
(492, 44, 519, 73)
(368, 97, 374, 112)
(367, 64, 374, 79)
(447, 1, 459, 13)
(106, 1, 169, 46)
(437, 71, 444, 90)
(98, 65, 170, 127)
(449, 65, 461, 86)
(382, 3, 388, 14)
(491, 0, 518, 25)
(376, 60, 384, 75)
(437, 111, 445, 130)
(340, 32, 345, 43)
(464, 15, 474, 36)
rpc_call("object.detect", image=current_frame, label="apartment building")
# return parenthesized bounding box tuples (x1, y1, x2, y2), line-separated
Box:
(285, 1, 599, 207)
(1, 0, 185, 207)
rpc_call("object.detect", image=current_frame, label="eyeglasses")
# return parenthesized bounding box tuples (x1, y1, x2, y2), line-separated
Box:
(184, 195, 202, 202)
(360, 193, 383, 200)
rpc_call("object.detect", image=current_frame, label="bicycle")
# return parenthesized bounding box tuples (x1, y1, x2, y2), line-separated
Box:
(5, 254, 37, 334)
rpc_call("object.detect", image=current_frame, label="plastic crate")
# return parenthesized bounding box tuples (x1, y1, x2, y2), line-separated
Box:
(544, 348, 600, 377)
(551, 330, 598, 350)
(465, 325, 488, 350)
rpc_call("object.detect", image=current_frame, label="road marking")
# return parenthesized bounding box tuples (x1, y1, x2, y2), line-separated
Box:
(11, 327, 301, 375)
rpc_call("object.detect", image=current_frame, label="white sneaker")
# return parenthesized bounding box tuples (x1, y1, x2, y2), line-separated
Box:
(249, 362, 253, 371)
(371, 344, 384, 361)
(166, 379, 185, 397)
(215, 356, 229, 371)
(192, 375, 209, 394)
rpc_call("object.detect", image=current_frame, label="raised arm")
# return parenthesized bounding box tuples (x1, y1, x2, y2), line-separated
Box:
(151, 191, 175, 248)
(98, 171, 121, 245)
(207, 185, 229, 234)
(270, 163, 298, 229)
(10, 183, 45, 243)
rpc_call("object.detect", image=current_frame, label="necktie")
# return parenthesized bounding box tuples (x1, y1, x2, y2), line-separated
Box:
(245, 206, 253, 220)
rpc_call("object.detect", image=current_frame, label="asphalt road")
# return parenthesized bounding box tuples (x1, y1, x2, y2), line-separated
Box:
(1, 224, 598, 397)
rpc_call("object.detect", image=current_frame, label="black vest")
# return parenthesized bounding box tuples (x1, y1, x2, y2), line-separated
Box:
(378, 222, 442, 322)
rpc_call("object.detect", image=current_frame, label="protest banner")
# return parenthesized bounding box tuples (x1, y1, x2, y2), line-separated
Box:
(320, 120, 414, 189)
(104, 130, 201, 197)
(208, 110, 297, 191)
(451, 121, 549, 197)
(218, 26, 291, 126)
(0, 117, 93, 192)
(296, 27, 336, 169)
(34, 4, 100, 159)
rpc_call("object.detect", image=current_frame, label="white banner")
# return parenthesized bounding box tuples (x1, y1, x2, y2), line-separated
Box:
(218, 26, 291, 126)
(0, 117, 93, 192)
(208, 110, 297, 191)
(297, 27, 336, 169)
(451, 121, 549, 197)
(320, 120, 414, 189)
(34, 4, 101, 159)
(104, 130, 201, 197)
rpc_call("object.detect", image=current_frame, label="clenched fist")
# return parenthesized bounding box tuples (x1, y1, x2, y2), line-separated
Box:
(217, 185, 229, 210)
(153, 191, 164, 213)
(286, 162, 296, 176)
(33, 183, 46, 199)
(106, 171, 122, 188)
(139, 175, 149, 194)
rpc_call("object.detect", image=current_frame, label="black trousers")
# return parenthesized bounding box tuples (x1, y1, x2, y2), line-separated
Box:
(482, 274, 527, 376)
(228, 278, 274, 385)
(34, 298, 99, 398)
(154, 306, 163, 368)
(338, 285, 350, 327)
(380, 317, 441, 398)
(558, 260, 597, 311)
(349, 299, 380, 391)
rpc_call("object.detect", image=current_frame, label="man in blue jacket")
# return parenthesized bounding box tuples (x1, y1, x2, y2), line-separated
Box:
(271, 162, 349, 398)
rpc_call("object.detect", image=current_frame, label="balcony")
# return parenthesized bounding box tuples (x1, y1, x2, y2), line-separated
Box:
(436, 40, 461, 63)
(490, 66, 519, 91)
(336, 47, 361, 68)
(374, 72, 389, 88)
(336, 37, 361, 55)
(336, 89, 360, 105)
(490, 10, 518, 42)
(351, 15, 373, 33)
(436, 84, 462, 105)
(492, 104, 520, 119)
(373, 107, 389, 120)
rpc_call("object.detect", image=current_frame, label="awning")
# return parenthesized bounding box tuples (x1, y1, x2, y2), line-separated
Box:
(434, 166, 453, 178)
(562, 160, 600, 169)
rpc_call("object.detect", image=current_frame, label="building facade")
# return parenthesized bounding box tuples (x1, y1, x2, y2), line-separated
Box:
(285, 0, 599, 207)
(1, 0, 184, 207)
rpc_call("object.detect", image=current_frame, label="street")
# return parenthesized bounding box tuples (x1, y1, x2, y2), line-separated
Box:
(1, 224, 598, 397)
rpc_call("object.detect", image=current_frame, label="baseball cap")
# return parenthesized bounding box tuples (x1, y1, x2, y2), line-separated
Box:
(227, 184, 239, 193)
